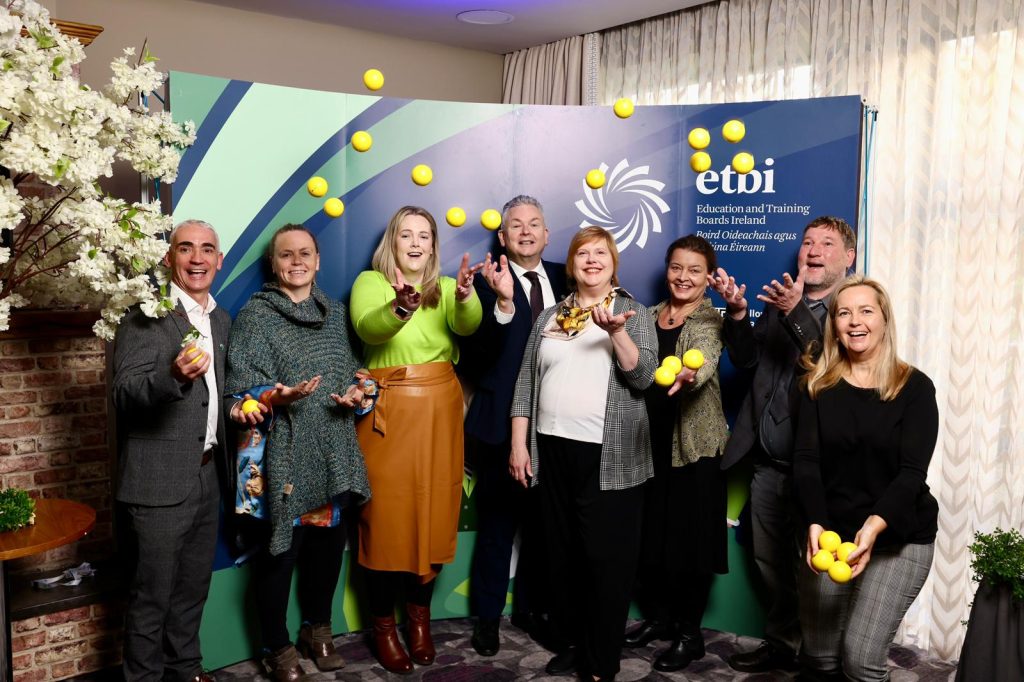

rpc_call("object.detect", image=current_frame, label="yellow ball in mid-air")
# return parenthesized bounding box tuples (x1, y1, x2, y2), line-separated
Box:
(306, 176, 328, 197)
(690, 151, 712, 173)
(363, 68, 384, 91)
(585, 169, 606, 189)
(811, 549, 836, 572)
(411, 164, 433, 186)
(732, 152, 755, 174)
(836, 542, 859, 563)
(241, 399, 261, 415)
(661, 355, 683, 374)
(688, 127, 711, 150)
(446, 207, 467, 228)
(351, 131, 372, 152)
(654, 366, 677, 387)
(828, 560, 853, 584)
(722, 119, 746, 143)
(613, 97, 634, 119)
(818, 530, 842, 554)
(480, 209, 502, 231)
(682, 349, 705, 370)
(323, 197, 345, 218)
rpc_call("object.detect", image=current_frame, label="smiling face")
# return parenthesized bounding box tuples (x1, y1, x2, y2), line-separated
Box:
(164, 222, 223, 305)
(834, 284, 886, 362)
(499, 203, 549, 267)
(393, 213, 435, 282)
(572, 237, 616, 296)
(666, 248, 709, 306)
(271, 229, 319, 300)
(798, 225, 855, 296)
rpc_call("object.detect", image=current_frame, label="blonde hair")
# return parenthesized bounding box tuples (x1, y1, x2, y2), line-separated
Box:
(371, 206, 441, 309)
(801, 276, 912, 401)
(565, 226, 620, 291)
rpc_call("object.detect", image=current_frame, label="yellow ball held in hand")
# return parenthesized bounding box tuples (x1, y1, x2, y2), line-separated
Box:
(351, 131, 372, 152)
(661, 355, 683, 374)
(613, 97, 634, 119)
(306, 176, 328, 197)
(811, 549, 836, 572)
(682, 349, 705, 370)
(654, 366, 677, 387)
(732, 152, 755, 174)
(688, 127, 711, 150)
(411, 164, 433, 186)
(363, 68, 384, 91)
(818, 530, 842, 553)
(585, 169, 606, 189)
(828, 560, 853, 584)
(481, 209, 502, 231)
(690, 151, 712, 173)
(722, 119, 746, 143)
(837, 542, 859, 563)
(323, 197, 344, 218)
(446, 206, 466, 228)
(241, 399, 261, 415)
(187, 346, 204, 365)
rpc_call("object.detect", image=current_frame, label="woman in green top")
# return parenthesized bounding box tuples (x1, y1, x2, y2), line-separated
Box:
(349, 205, 482, 674)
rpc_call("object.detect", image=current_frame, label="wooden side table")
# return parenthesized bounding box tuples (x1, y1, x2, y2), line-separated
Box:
(0, 499, 96, 682)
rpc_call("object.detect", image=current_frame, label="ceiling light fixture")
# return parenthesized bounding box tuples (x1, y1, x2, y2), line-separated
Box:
(456, 10, 514, 25)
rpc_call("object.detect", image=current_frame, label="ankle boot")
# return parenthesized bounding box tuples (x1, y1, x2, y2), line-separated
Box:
(372, 615, 414, 674)
(297, 622, 344, 671)
(405, 602, 436, 665)
(263, 644, 304, 682)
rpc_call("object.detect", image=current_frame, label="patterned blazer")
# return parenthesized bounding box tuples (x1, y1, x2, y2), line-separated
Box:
(510, 291, 657, 490)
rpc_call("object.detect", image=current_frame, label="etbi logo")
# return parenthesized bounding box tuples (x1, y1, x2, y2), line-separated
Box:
(696, 158, 776, 195)
(574, 159, 671, 253)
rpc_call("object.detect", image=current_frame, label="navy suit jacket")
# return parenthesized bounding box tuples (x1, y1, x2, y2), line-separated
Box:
(460, 259, 567, 445)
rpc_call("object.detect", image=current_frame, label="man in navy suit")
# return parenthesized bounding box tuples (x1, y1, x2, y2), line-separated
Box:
(461, 195, 568, 656)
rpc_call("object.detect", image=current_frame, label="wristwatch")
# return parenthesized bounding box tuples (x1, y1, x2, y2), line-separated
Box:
(394, 304, 413, 321)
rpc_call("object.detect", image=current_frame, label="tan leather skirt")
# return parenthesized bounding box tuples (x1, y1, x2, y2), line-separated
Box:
(356, 362, 464, 579)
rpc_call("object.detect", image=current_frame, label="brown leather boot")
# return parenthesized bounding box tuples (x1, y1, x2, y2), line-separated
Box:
(406, 602, 436, 665)
(263, 644, 304, 681)
(372, 615, 414, 674)
(297, 622, 344, 671)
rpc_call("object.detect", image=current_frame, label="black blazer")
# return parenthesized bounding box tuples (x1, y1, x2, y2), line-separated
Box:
(459, 260, 567, 445)
(112, 302, 233, 505)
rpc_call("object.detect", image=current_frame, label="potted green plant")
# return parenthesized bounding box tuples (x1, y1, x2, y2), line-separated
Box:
(955, 527, 1024, 681)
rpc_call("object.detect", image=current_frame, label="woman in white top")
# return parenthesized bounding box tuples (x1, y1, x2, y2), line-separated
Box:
(510, 226, 657, 681)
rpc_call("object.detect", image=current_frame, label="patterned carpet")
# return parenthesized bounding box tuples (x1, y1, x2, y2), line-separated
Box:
(213, 618, 958, 681)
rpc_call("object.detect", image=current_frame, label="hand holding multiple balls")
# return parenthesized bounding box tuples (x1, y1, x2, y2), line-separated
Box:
(653, 349, 704, 387)
(810, 529, 859, 584)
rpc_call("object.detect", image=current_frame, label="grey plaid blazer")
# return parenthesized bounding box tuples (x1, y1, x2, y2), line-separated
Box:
(510, 291, 657, 490)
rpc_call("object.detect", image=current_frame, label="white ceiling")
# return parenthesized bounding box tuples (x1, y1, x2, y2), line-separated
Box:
(192, 0, 709, 54)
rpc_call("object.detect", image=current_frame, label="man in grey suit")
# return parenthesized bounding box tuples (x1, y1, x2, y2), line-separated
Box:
(113, 219, 233, 682)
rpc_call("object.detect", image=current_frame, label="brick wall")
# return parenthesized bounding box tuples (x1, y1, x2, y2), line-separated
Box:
(1, 320, 124, 680)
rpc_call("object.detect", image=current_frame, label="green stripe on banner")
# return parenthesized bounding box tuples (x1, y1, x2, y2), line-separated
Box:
(169, 71, 231, 132)
(221, 99, 518, 288)
(172, 83, 379, 254)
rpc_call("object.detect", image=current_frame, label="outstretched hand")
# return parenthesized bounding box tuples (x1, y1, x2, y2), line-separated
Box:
(391, 269, 421, 313)
(708, 267, 749, 320)
(591, 305, 636, 335)
(273, 376, 322, 406)
(455, 252, 485, 302)
(480, 252, 515, 306)
(756, 266, 806, 315)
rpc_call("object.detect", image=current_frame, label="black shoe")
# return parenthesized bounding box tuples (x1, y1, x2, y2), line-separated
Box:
(545, 648, 578, 675)
(471, 619, 500, 657)
(728, 642, 799, 673)
(653, 633, 705, 672)
(623, 620, 673, 648)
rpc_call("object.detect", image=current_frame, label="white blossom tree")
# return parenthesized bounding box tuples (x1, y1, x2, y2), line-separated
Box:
(0, 0, 195, 339)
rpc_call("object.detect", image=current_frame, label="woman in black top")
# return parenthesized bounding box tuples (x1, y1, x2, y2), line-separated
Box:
(793, 276, 938, 682)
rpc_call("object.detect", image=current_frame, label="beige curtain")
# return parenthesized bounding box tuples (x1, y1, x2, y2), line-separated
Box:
(596, 0, 1024, 662)
(502, 35, 587, 104)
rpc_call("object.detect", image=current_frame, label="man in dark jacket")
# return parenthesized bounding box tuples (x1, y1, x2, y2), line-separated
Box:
(710, 216, 856, 673)
(460, 195, 568, 656)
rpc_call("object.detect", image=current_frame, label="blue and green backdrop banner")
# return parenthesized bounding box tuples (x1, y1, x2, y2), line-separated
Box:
(169, 71, 863, 669)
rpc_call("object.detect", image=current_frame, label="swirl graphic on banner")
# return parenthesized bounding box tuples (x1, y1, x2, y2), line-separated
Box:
(574, 159, 671, 252)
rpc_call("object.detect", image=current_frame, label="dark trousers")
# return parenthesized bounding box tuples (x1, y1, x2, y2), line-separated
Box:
(123, 461, 220, 682)
(365, 569, 437, 617)
(468, 434, 547, 621)
(249, 523, 346, 651)
(537, 434, 644, 679)
(635, 567, 715, 636)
